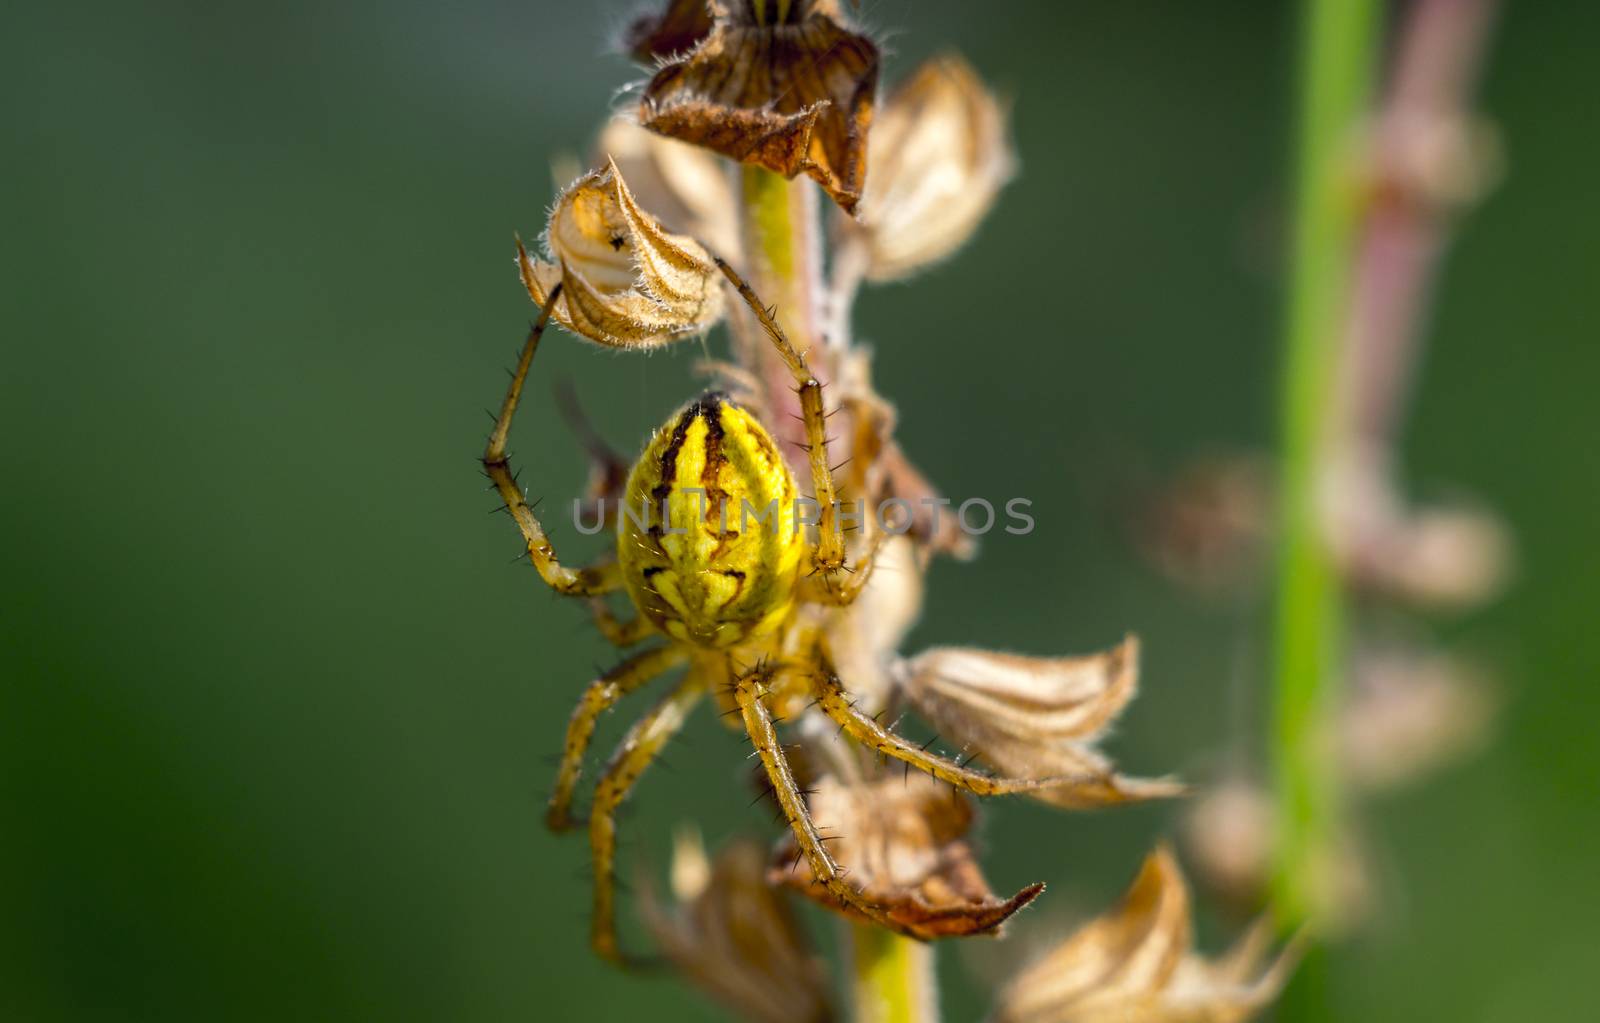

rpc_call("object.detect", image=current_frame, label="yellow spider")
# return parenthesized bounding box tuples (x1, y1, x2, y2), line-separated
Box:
(482, 265, 1056, 964)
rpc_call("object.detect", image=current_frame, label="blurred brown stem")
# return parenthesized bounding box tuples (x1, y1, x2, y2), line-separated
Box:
(1337, 0, 1499, 465)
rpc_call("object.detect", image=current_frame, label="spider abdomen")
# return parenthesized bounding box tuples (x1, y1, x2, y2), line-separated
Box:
(618, 392, 803, 647)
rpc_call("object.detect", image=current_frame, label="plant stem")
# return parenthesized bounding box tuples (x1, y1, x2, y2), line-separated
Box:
(738, 166, 825, 439)
(846, 922, 938, 1023)
(1270, 0, 1380, 940)
(737, 165, 934, 1022)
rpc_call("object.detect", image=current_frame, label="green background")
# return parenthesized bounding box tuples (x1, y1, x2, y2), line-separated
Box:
(5, 1, 1596, 1019)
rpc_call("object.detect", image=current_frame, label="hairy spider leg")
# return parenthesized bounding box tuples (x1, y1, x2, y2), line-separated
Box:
(547, 645, 690, 831)
(714, 257, 879, 592)
(589, 677, 702, 964)
(809, 669, 1083, 797)
(482, 282, 619, 597)
(732, 666, 922, 937)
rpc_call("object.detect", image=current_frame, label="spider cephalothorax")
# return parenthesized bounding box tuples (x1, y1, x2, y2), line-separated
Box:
(619, 391, 803, 648)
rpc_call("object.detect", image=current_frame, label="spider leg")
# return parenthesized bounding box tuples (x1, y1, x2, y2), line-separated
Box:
(589, 677, 701, 965)
(800, 527, 886, 607)
(810, 669, 1063, 797)
(713, 258, 848, 577)
(482, 282, 619, 597)
(732, 666, 908, 935)
(587, 598, 656, 646)
(547, 644, 689, 831)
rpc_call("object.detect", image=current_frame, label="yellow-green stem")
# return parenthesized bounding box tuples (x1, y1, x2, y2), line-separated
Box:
(739, 165, 820, 356)
(1271, 0, 1380, 944)
(847, 923, 937, 1023)
(737, 165, 933, 1021)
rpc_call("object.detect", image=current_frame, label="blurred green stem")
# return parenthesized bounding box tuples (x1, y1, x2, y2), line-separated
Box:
(847, 923, 937, 1023)
(1271, 0, 1379, 942)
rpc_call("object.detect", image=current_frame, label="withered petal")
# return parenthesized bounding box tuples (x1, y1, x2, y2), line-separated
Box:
(639, 0, 879, 213)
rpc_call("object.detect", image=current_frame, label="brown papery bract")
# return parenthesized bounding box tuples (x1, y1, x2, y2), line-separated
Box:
(518, 158, 724, 348)
(770, 773, 1044, 941)
(638, 0, 879, 214)
(896, 636, 1186, 808)
(991, 846, 1299, 1023)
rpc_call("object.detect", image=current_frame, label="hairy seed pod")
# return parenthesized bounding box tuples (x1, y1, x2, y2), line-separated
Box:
(519, 158, 724, 347)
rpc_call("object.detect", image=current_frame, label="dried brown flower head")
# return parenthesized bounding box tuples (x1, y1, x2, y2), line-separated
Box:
(992, 846, 1299, 1023)
(849, 54, 1014, 281)
(638, 0, 879, 213)
(642, 830, 835, 1023)
(517, 158, 724, 348)
(771, 773, 1044, 940)
(895, 637, 1186, 808)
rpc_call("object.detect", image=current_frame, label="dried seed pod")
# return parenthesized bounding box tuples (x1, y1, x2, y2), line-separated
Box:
(1341, 499, 1512, 609)
(1179, 778, 1276, 909)
(895, 637, 1185, 808)
(770, 773, 1044, 940)
(641, 830, 835, 1023)
(1325, 447, 1512, 610)
(595, 116, 741, 258)
(850, 54, 1014, 281)
(1180, 778, 1375, 934)
(638, 0, 879, 214)
(1341, 645, 1496, 793)
(518, 158, 724, 348)
(992, 846, 1299, 1023)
